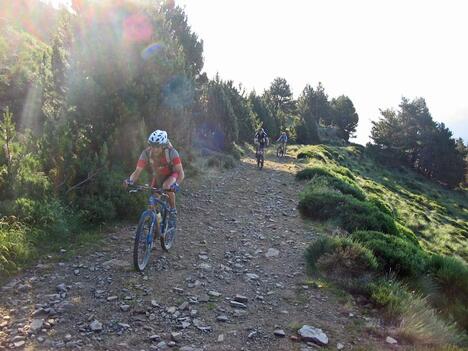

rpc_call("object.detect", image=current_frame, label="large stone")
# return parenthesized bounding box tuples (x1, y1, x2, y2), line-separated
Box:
(386, 336, 398, 344)
(245, 273, 259, 281)
(234, 294, 248, 303)
(265, 248, 280, 258)
(55, 283, 67, 293)
(89, 320, 103, 332)
(102, 259, 130, 269)
(274, 329, 286, 337)
(216, 315, 228, 322)
(298, 325, 328, 345)
(230, 301, 247, 309)
(13, 341, 25, 348)
(208, 290, 221, 297)
(198, 263, 212, 271)
(30, 318, 44, 332)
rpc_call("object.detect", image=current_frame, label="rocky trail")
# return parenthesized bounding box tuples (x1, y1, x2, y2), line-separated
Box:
(1, 154, 396, 351)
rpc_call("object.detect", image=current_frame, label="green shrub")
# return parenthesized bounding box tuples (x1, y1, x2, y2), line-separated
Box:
(297, 166, 366, 201)
(369, 279, 465, 345)
(428, 255, 468, 330)
(395, 222, 420, 247)
(296, 166, 332, 180)
(299, 191, 398, 235)
(306, 235, 377, 272)
(368, 194, 394, 217)
(299, 190, 345, 221)
(305, 236, 336, 271)
(340, 203, 397, 235)
(429, 255, 468, 298)
(319, 176, 365, 201)
(397, 295, 466, 346)
(0, 217, 32, 276)
(352, 231, 428, 277)
(333, 166, 356, 180)
(369, 278, 410, 318)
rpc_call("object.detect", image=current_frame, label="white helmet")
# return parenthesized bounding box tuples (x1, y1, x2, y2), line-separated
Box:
(148, 130, 168, 146)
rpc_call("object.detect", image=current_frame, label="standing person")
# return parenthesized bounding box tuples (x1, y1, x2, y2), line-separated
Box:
(254, 127, 269, 154)
(124, 130, 184, 228)
(276, 131, 288, 154)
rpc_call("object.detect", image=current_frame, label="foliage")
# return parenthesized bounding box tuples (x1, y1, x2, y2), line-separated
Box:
(370, 97, 466, 188)
(369, 279, 465, 345)
(306, 235, 377, 269)
(295, 84, 322, 144)
(263, 77, 296, 129)
(351, 231, 427, 277)
(299, 190, 398, 235)
(296, 166, 365, 200)
(0, 217, 31, 275)
(330, 95, 359, 141)
(249, 91, 278, 137)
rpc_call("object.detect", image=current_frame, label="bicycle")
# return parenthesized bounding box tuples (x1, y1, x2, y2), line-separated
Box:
(276, 143, 286, 158)
(256, 146, 265, 170)
(128, 184, 177, 272)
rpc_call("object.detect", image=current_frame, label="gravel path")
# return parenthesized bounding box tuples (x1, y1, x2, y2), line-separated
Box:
(0, 153, 396, 350)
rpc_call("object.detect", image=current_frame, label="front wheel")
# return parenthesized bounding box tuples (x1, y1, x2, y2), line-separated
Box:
(160, 208, 176, 251)
(258, 154, 264, 170)
(133, 210, 156, 272)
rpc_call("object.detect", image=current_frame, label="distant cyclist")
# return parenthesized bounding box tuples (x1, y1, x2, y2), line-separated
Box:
(124, 130, 184, 228)
(276, 131, 288, 155)
(254, 127, 269, 154)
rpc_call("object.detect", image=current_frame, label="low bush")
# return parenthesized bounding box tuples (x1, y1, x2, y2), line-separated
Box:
(395, 222, 420, 247)
(296, 166, 333, 180)
(369, 279, 465, 345)
(297, 167, 366, 201)
(0, 217, 32, 276)
(352, 230, 428, 277)
(428, 255, 468, 330)
(333, 165, 356, 180)
(340, 198, 396, 233)
(306, 236, 377, 274)
(299, 191, 398, 235)
(429, 255, 468, 298)
(369, 278, 410, 318)
(368, 194, 394, 217)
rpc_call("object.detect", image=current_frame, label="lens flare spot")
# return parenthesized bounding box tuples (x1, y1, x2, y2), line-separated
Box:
(141, 43, 163, 61)
(123, 13, 152, 43)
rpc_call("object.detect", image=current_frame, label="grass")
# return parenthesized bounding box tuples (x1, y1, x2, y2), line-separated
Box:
(293, 144, 468, 261)
(0, 217, 106, 283)
(295, 144, 468, 344)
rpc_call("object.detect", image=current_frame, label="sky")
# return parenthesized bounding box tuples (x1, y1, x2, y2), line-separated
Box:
(39, 0, 468, 144)
(177, 0, 468, 144)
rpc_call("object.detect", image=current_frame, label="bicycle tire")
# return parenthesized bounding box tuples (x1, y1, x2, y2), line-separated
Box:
(133, 210, 155, 272)
(259, 154, 264, 170)
(160, 207, 176, 251)
(276, 146, 282, 158)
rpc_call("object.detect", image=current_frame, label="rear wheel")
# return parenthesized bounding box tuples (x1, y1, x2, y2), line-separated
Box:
(276, 146, 284, 158)
(133, 210, 155, 272)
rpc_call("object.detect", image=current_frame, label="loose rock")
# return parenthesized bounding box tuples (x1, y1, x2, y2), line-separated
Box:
(298, 325, 328, 345)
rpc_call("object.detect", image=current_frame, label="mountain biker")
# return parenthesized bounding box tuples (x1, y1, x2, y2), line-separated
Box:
(276, 131, 288, 153)
(124, 130, 184, 228)
(254, 128, 269, 154)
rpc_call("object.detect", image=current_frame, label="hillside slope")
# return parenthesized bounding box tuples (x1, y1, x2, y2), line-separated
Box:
(1, 152, 402, 350)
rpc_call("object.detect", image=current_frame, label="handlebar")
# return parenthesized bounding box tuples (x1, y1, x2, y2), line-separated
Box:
(128, 184, 176, 194)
